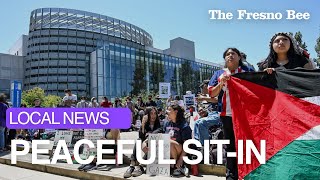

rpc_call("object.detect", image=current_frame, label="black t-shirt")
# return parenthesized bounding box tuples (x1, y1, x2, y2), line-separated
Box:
(270, 56, 309, 70)
(139, 123, 162, 142)
(135, 101, 145, 111)
(163, 120, 192, 144)
(145, 100, 157, 107)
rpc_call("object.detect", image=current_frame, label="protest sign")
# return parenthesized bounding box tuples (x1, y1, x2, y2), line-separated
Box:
(159, 82, 171, 99)
(82, 129, 104, 158)
(183, 94, 195, 112)
(50, 130, 73, 159)
(146, 134, 170, 177)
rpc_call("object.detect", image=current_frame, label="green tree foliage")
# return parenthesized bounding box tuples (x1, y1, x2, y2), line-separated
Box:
(294, 31, 307, 49)
(315, 36, 320, 66)
(130, 51, 146, 96)
(22, 87, 45, 107)
(168, 62, 205, 96)
(149, 56, 165, 93)
(288, 32, 294, 37)
(43, 95, 61, 107)
(131, 64, 146, 96)
(193, 69, 201, 93)
(170, 67, 178, 95)
(287, 31, 307, 49)
(179, 61, 196, 94)
(130, 90, 155, 102)
(22, 87, 61, 107)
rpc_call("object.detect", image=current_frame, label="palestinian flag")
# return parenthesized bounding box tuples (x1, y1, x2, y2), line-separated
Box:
(228, 68, 320, 179)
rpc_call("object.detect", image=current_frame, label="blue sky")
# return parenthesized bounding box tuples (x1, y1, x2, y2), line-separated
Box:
(1, 0, 319, 68)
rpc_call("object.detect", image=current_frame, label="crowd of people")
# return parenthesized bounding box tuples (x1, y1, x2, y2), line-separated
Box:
(0, 32, 316, 180)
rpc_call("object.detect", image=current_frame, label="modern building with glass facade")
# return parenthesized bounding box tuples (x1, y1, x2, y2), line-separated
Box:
(21, 8, 221, 98)
(24, 8, 153, 97)
(90, 40, 220, 99)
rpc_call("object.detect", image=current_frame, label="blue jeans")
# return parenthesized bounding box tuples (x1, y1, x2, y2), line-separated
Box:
(0, 127, 5, 149)
(193, 111, 221, 145)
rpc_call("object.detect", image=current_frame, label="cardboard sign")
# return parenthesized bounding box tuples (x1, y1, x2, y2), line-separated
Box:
(159, 82, 171, 99)
(71, 130, 85, 154)
(45, 129, 56, 133)
(183, 94, 195, 111)
(50, 130, 74, 159)
(146, 134, 170, 177)
(82, 129, 104, 158)
(53, 130, 73, 147)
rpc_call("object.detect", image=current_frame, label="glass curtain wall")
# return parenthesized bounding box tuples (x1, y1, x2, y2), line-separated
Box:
(94, 41, 217, 98)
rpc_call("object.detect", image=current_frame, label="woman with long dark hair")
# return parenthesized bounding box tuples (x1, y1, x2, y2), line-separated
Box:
(259, 32, 314, 73)
(208, 48, 254, 180)
(123, 106, 162, 178)
(163, 104, 192, 177)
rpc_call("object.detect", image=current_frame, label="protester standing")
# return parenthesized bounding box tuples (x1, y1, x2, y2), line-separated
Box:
(89, 97, 100, 108)
(259, 32, 314, 73)
(208, 48, 254, 180)
(63, 89, 77, 107)
(100, 97, 112, 108)
(0, 94, 8, 151)
(76, 96, 89, 108)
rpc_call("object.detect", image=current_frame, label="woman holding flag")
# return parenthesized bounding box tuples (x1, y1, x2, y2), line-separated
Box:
(259, 32, 314, 73)
(208, 48, 254, 180)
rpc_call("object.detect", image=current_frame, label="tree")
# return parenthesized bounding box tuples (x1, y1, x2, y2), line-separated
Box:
(22, 87, 61, 107)
(294, 31, 307, 49)
(130, 56, 146, 96)
(170, 67, 178, 95)
(287, 32, 307, 49)
(193, 69, 201, 94)
(315, 36, 320, 67)
(149, 58, 165, 94)
(22, 87, 46, 107)
(43, 95, 61, 107)
(179, 61, 195, 94)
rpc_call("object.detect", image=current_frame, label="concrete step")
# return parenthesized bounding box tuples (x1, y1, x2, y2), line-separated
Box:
(6, 132, 226, 179)
(0, 152, 225, 180)
(13, 146, 226, 176)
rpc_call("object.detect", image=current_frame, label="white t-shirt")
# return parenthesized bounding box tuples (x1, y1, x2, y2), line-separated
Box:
(63, 94, 77, 102)
(63, 94, 77, 107)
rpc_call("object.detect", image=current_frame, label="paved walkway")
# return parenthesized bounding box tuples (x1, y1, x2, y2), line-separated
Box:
(0, 164, 79, 180)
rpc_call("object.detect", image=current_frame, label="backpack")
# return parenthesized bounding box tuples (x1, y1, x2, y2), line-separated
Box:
(209, 127, 227, 165)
